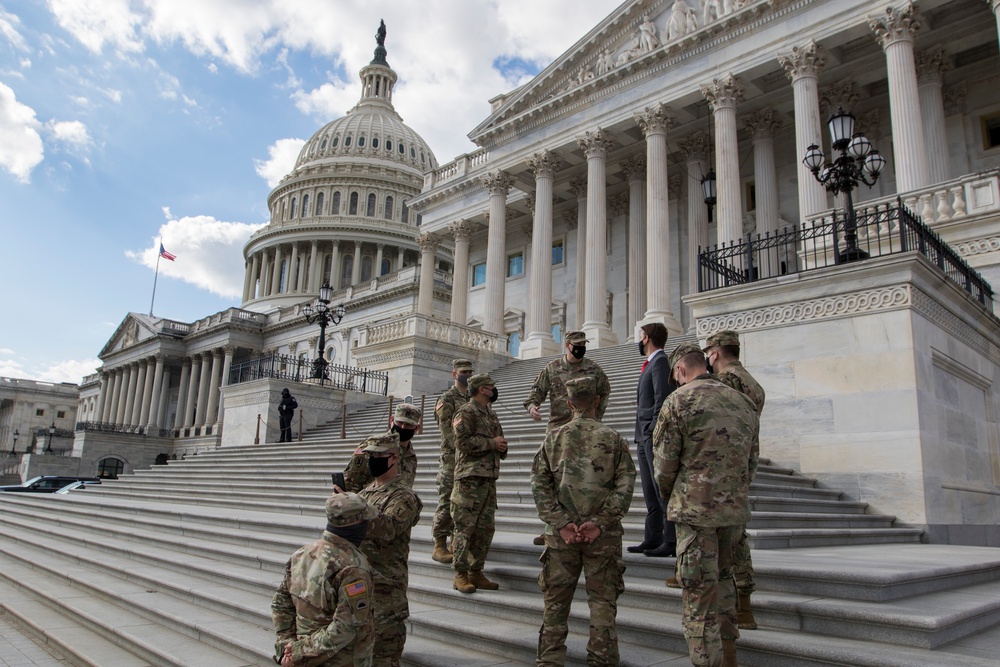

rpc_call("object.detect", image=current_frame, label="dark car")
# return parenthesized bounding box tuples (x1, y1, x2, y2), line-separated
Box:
(0, 475, 102, 493)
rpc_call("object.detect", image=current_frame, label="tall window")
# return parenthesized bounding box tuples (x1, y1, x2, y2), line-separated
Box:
(472, 262, 486, 286)
(290, 197, 297, 219)
(279, 259, 288, 292)
(316, 192, 325, 215)
(349, 192, 359, 215)
(507, 331, 521, 357)
(507, 252, 524, 277)
(323, 255, 332, 282)
(552, 239, 564, 265)
(366, 193, 376, 217)
(340, 255, 354, 288)
(302, 194, 310, 217)
(401, 201, 409, 224)
(332, 192, 341, 214)
(551, 325, 562, 343)
(381, 258, 391, 275)
(384, 196, 394, 220)
(361, 256, 373, 282)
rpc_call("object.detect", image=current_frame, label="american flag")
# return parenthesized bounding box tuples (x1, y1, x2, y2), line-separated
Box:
(159, 243, 176, 261)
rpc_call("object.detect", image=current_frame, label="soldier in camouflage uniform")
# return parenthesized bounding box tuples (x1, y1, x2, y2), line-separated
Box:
(451, 373, 507, 594)
(343, 404, 421, 491)
(704, 330, 766, 631)
(431, 359, 474, 563)
(531, 377, 636, 667)
(271, 492, 379, 667)
(356, 432, 423, 667)
(653, 343, 759, 667)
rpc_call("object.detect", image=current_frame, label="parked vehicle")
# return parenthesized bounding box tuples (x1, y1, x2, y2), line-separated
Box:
(0, 476, 102, 493)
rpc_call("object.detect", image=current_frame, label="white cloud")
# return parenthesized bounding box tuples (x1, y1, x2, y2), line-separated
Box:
(0, 82, 44, 182)
(103, 88, 123, 103)
(36, 358, 100, 384)
(46, 0, 145, 55)
(0, 9, 27, 51)
(46, 119, 93, 149)
(125, 211, 265, 299)
(0, 348, 15, 355)
(254, 137, 305, 188)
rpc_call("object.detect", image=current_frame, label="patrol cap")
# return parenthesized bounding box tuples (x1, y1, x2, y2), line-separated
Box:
(360, 431, 400, 454)
(565, 376, 597, 398)
(393, 403, 421, 425)
(468, 373, 496, 392)
(452, 359, 474, 372)
(325, 492, 379, 527)
(669, 343, 704, 369)
(564, 330, 589, 345)
(703, 330, 741, 351)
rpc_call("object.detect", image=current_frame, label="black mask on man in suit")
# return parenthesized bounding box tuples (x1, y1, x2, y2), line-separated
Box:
(638, 340, 646, 356)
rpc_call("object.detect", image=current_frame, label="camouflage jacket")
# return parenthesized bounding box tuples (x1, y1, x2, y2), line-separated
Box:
(716, 361, 766, 416)
(358, 476, 422, 619)
(452, 400, 506, 480)
(652, 375, 760, 528)
(271, 531, 374, 667)
(434, 385, 470, 469)
(531, 415, 636, 537)
(523, 356, 611, 429)
(343, 438, 417, 492)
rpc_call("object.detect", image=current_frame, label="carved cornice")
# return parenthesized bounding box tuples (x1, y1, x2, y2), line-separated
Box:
(916, 47, 950, 84)
(678, 132, 712, 163)
(778, 40, 824, 81)
(528, 150, 560, 178)
(634, 102, 676, 137)
(743, 108, 781, 141)
(869, 3, 921, 50)
(481, 169, 514, 196)
(620, 154, 646, 182)
(577, 128, 615, 159)
(910, 288, 1000, 365)
(701, 74, 744, 111)
(954, 236, 1000, 258)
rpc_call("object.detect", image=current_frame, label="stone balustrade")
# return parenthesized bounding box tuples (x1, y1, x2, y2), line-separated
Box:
(424, 148, 491, 188)
(362, 314, 505, 353)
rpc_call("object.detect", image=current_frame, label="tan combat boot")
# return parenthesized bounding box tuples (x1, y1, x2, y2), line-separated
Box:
(737, 593, 758, 630)
(722, 639, 738, 667)
(453, 572, 476, 594)
(469, 570, 500, 590)
(432, 537, 452, 563)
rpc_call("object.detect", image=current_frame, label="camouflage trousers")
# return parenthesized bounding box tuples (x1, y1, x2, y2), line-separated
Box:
(432, 454, 455, 540)
(536, 531, 625, 667)
(450, 476, 496, 573)
(732, 526, 755, 595)
(371, 581, 408, 667)
(676, 523, 741, 667)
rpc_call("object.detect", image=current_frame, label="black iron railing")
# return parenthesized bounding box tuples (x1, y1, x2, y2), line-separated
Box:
(35, 427, 75, 439)
(228, 354, 389, 396)
(698, 199, 994, 312)
(75, 421, 172, 437)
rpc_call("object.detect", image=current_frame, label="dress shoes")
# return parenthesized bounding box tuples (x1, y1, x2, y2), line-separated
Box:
(644, 542, 677, 557)
(626, 540, 661, 554)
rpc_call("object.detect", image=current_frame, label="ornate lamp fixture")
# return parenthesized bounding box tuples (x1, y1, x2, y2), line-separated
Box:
(302, 282, 347, 386)
(701, 168, 717, 222)
(45, 422, 55, 453)
(9, 429, 18, 456)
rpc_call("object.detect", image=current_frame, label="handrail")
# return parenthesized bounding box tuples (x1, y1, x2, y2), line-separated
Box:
(228, 354, 389, 396)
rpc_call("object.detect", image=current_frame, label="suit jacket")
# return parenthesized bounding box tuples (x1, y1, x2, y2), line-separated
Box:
(634, 350, 676, 443)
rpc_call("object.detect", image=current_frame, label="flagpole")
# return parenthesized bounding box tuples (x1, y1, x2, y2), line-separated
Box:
(149, 240, 161, 317)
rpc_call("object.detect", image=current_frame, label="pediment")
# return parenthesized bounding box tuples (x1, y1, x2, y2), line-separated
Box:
(99, 313, 160, 358)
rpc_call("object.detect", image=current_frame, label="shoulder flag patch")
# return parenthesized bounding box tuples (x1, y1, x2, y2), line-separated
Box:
(346, 580, 367, 597)
(435, 399, 444, 412)
(452, 416, 462, 428)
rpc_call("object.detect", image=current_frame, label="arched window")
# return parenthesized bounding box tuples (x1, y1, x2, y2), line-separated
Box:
(316, 192, 325, 215)
(381, 258, 391, 275)
(302, 194, 310, 217)
(372, 137, 379, 149)
(320, 138, 327, 150)
(279, 259, 288, 292)
(332, 136, 339, 147)
(332, 192, 341, 214)
(384, 195, 393, 220)
(358, 135, 366, 147)
(401, 201, 409, 224)
(366, 193, 376, 217)
(349, 192, 359, 215)
(345, 135, 352, 147)
(97, 457, 124, 479)
(323, 254, 333, 281)
(398, 143, 405, 154)
(340, 255, 354, 288)
(386, 140, 393, 152)
(326, 347, 336, 363)
(420, 151, 425, 164)
(361, 256, 373, 282)
(410, 147, 416, 158)
(290, 197, 297, 219)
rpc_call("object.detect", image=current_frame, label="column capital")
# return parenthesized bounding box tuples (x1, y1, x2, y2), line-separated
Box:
(700, 74, 744, 112)
(577, 128, 615, 159)
(609, 192, 629, 217)
(944, 82, 967, 115)
(330, 239, 340, 250)
(524, 193, 536, 218)
(154, 353, 167, 363)
(819, 80, 860, 118)
(521, 223, 533, 242)
(778, 40, 825, 81)
(619, 154, 647, 182)
(743, 108, 782, 141)
(869, 3, 921, 50)
(677, 132, 712, 162)
(915, 47, 950, 83)
(418, 232, 440, 253)
(634, 102, 675, 137)
(180, 357, 192, 368)
(223, 345, 237, 356)
(568, 175, 587, 198)
(481, 169, 514, 196)
(563, 210, 578, 230)
(449, 219, 478, 241)
(376, 242, 385, 250)
(528, 150, 560, 178)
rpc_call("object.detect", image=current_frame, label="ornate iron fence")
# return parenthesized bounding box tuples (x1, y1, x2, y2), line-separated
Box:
(75, 421, 171, 437)
(228, 354, 389, 396)
(698, 198, 994, 312)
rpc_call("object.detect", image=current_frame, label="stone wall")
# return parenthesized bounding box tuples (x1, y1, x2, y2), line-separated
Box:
(219, 379, 346, 447)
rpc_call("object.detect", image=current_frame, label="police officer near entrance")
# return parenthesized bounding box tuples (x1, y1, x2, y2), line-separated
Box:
(704, 330, 765, 631)
(431, 359, 474, 563)
(653, 343, 759, 667)
(531, 377, 635, 667)
(271, 492, 378, 667)
(451, 373, 507, 594)
(356, 433, 423, 667)
(278, 388, 298, 443)
(343, 404, 421, 492)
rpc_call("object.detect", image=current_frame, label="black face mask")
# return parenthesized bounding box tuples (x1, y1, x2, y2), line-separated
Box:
(367, 455, 395, 478)
(457, 374, 470, 386)
(327, 520, 369, 547)
(392, 424, 416, 442)
(570, 345, 586, 360)
(489, 387, 499, 403)
(706, 354, 714, 374)
(638, 340, 646, 356)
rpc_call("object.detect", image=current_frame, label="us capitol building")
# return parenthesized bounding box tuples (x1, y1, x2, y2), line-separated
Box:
(17, 0, 1000, 544)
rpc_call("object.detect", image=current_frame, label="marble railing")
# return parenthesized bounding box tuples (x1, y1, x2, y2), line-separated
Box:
(186, 307, 265, 333)
(424, 148, 491, 189)
(362, 314, 505, 353)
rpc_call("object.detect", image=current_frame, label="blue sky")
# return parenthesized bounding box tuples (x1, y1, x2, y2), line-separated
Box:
(0, 0, 617, 384)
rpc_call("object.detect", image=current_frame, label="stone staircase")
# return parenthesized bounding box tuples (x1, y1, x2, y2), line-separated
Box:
(1, 341, 999, 666)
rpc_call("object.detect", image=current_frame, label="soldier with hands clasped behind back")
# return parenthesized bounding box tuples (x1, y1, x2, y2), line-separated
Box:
(430, 358, 474, 563)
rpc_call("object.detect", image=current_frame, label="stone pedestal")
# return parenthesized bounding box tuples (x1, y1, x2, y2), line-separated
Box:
(520, 336, 562, 359)
(219, 379, 346, 448)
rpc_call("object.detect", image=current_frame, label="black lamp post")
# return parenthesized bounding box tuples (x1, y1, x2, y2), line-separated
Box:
(302, 282, 346, 386)
(8, 429, 17, 456)
(701, 168, 717, 223)
(802, 106, 886, 263)
(45, 422, 55, 453)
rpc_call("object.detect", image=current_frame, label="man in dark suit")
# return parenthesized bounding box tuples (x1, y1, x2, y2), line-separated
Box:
(629, 323, 677, 557)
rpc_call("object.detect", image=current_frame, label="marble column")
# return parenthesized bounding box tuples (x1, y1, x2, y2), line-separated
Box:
(621, 154, 647, 337)
(375, 244, 384, 277)
(121, 363, 138, 425)
(175, 359, 190, 428)
(195, 354, 212, 428)
(870, 4, 929, 192)
(205, 349, 222, 430)
(990, 0, 1000, 45)
(744, 108, 782, 276)
(183, 356, 200, 428)
(635, 103, 682, 334)
(157, 367, 172, 429)
(328, 241, 341, 287)
(570, 176, 587, 328)
(449, 220, 476, 325)
(308, 241, 320, 292)
(417, 233, 439, 316)
(522, 150, 562, 357)
(916, 47, 950, 185)
(678, 133, 712, 332)
(577, 128, 618, 347)
(146, 355, 165, 429)
(137, 357, 155, 426)
(248, 253, 260, 301)
(108, 368, 124, 423)
(242, 256, 253, 303)
(482, 169, 514, 336)
(260, 251, 272, 297)
(104, 370, 119, 422)
(217, 346, 235, 425)
(288, 243, 299, 293)
(351, 242, 362, 285)
(94, 373, 108, 424)
(779, 41, 829, 219)
(396, 247, 405, 271)
(271, 245, 284, 295)
(701, 75, 745, 247)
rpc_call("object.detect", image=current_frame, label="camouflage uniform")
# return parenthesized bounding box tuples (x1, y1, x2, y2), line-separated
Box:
(433, 378, 470, 540)
(523, 332, 611, 430)
(451, 374, 506, 574)
(343, 404, 422, 492)
(271, 493, 379, 667)
(357, 434, 423, 667)
(653, 345, 759, 667)
(531, 377, 636, 667)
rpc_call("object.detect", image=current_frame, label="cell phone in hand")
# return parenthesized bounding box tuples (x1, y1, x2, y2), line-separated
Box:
(331, 472, 346, 492)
